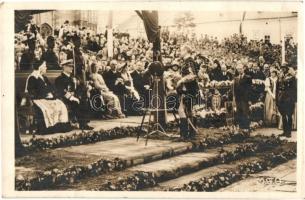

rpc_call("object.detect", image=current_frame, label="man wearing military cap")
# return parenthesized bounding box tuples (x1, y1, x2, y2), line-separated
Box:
(276, 66, 297, 137)
(55, 59, 93, 130)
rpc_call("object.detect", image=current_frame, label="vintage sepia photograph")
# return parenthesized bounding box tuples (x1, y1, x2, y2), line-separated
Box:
(1, 1, 304, 198)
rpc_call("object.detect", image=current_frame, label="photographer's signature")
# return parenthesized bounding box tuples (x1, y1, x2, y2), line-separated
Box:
(256, 176, 296, 186)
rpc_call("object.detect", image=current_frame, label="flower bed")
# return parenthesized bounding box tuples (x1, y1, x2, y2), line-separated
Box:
(22, 126, 139, 152)
(195, 107, 264, 128)
(21, 108, 264, 153)
(15, 157, 127, 191)
(169, 147, 296, 191)
(97, 138, 289, 191)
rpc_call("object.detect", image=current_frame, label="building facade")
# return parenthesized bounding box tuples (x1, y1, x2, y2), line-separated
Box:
(33, 10, 98, 38)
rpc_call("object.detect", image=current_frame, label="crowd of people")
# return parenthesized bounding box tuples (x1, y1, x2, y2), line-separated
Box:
(15, 18, 297, 138)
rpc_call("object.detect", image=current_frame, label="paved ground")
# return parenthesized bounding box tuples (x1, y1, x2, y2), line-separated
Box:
(20, 116, 151, 142)
(20, 115, 296, 143)
(251, 127, 297, 142)
(218, 159, 296, 192)
(60, 137, 192, 163)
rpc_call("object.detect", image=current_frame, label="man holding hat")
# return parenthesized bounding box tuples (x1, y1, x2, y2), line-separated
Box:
(55, 59, 93, 130)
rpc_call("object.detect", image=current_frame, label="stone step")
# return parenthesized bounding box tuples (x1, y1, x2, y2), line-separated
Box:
(52, 142, 260, 190)
(15, 137, 192, 190)
(145, 143, 296, 191)
(16, 131, 290, 191)
(128, 144, 240, 179)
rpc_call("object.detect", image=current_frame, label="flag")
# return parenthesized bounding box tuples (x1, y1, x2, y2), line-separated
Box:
(136, 10, 161, 60)
(136, 10, 159, 43)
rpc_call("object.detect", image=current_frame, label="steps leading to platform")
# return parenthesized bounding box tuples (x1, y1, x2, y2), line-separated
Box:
(145, 143, 296, 191)
(15, 137, 192, 190)
(52, 139, 295, 191)
(15, 128, 295, 191)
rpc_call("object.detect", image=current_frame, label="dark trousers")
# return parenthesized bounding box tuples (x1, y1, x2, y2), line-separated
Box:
(178, 97, 197, 138)
(278, 102, 295, 135)
(235, 100, 250, 129)
(65, 99, 90, 127)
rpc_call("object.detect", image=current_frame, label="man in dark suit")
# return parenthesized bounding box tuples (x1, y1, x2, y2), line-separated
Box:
(41, 36, 61, 70)
(55, 60, 93, 130)
(209, 59, 222, 81)
(19, 38, 36, 70)
(233, 63, 252, 133)
(131, 61, 149, 102)
(276, 67, 297, 137)
(218, 64, 232, 81)
(103, 60, 119, 93)
(250, 62, 266, 102)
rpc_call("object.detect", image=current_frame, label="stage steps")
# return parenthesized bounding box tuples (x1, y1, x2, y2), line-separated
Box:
(50, 141, 295, 191)
(15, 129, 296, 191)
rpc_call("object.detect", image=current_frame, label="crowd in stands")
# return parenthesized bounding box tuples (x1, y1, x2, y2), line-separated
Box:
(15, 18, 298, 134)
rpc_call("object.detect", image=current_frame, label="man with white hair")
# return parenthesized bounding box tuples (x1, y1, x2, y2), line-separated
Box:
(233, 63, 252, 133)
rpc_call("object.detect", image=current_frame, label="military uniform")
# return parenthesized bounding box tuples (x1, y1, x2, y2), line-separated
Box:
(276, 74, 297, 137)
(55, 71, 91, 129)
(176, 57, 199, 139)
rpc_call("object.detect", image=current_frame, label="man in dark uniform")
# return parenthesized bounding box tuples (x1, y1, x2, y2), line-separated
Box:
(176, 45, 199, 139)
(41, 36, 61, 70)
(67, 34, 87, 83)
(55, 60, 93, 130)
(276, 66, 297, 137)
(233, 63, 252, 133)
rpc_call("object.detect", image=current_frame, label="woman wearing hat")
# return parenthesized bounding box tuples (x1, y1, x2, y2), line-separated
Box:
(25, 59, 70, 134)
(264, 67, 278, 126)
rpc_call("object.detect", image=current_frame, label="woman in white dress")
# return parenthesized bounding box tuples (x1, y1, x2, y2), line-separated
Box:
(264, 68, 278, 126)
(90, 63, 125, 118)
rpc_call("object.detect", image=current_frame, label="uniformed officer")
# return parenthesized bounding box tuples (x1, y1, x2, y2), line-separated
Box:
(55, 59, 93, 130)
(176, 45, 199, 139)
(276, 66, 297, 137)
